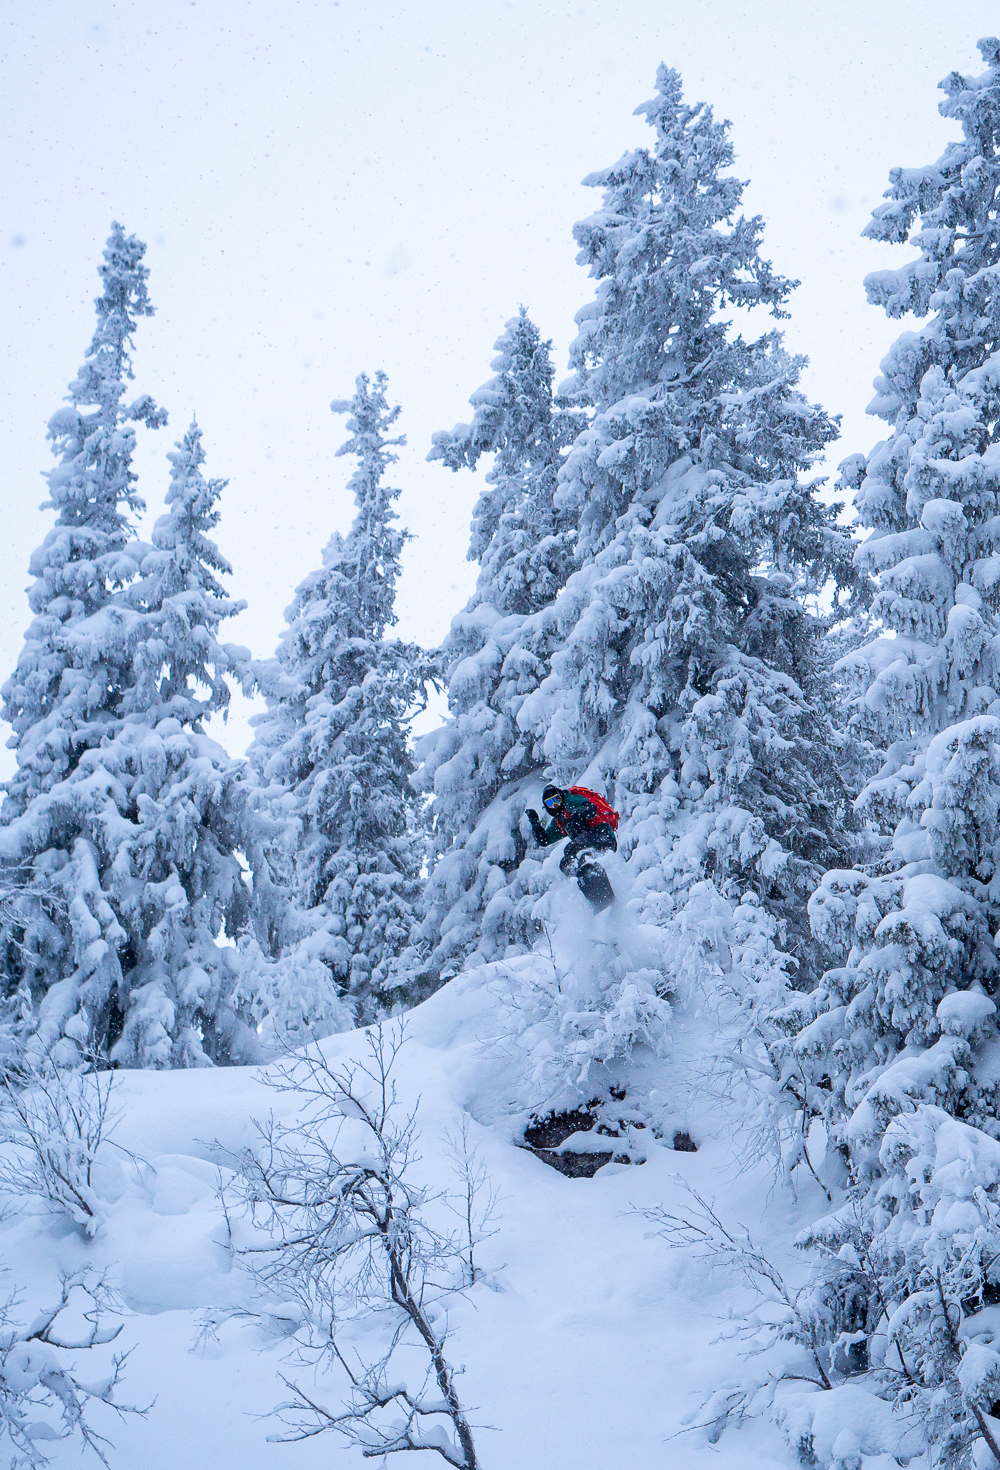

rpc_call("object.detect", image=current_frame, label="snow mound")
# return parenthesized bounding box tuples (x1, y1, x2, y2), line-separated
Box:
(0, 960, 818, 1470)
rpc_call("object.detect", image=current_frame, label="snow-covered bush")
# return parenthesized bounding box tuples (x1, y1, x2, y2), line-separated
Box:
(649, 1126, 1000, 1470)
(477, 882, 675, 1115)
(785, 1105, 1000, 1469)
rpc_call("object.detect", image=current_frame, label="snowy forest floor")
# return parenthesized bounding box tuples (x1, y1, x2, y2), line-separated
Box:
(3, 960, 842, 1470)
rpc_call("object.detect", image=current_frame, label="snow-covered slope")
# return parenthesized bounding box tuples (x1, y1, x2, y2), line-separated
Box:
(0, 955, 843, 1470)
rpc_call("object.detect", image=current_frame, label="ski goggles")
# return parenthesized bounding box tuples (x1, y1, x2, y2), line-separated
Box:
(543, 793, 563, 811)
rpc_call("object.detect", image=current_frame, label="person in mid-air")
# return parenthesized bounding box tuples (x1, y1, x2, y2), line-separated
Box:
(525, 784, 619, 912)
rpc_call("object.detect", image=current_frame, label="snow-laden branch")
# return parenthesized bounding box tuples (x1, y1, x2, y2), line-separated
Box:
(0, 1271, 144, 1468)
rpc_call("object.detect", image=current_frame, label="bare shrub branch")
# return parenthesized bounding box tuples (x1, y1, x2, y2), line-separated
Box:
(0, 1271, 145, 1468)
(224, 1023, 486, 1467)
(640, 1184, 833, 1392)
(443, 1117, 500, 1288)
(0, 1065, 123, 1233)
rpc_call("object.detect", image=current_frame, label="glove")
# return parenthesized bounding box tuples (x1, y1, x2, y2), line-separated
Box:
(526, 808, 544, 839)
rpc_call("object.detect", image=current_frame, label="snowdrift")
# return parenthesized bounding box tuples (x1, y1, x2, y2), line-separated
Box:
(0, 957, 851, 1470)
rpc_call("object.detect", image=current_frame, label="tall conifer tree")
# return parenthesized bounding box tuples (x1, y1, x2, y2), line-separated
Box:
(105, 422, 257, 1067)
(786, 39, 1000, 1164)
(413, 311, 581, 974)
(1, 223, 166, 819)
(1, 403, 258, 1064)
(1, 389, 257, 1067)
(524, 68, 855, 949)
(728, 45, 1000, 1470)
(249, 373, 430, 1024)
(418, 71, 856, 1005)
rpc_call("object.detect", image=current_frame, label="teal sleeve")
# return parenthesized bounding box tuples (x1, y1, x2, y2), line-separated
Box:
(530, 814, 561, 846)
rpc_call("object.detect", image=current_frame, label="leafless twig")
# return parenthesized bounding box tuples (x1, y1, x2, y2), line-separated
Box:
(224, 1023, 488, 1467)
(0, 1064, 122, 1233)
(0, 1270, 146, 1468)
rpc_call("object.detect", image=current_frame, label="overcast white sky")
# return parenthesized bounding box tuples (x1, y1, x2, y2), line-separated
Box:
(2, 1, 996, 777)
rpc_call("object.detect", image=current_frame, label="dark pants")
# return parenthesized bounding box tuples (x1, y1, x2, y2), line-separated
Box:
(559, 824, 617, 910)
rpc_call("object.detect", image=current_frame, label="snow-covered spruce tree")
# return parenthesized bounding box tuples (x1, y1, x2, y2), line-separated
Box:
(528, 68, 860, 957)
(412, 310, 582, 975)
(96, 419, 258, 1066)
(248, 373, 431, 1029)
(1, 222, 166, 820)
(0, 410, 259, 1067)
(738, 45, 1000, 1470)
(0, 222, 167, 1063)
(428, 307, 580, 621)
(421, 70, 857, 1027)
(784, 40, 1000, 1177)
